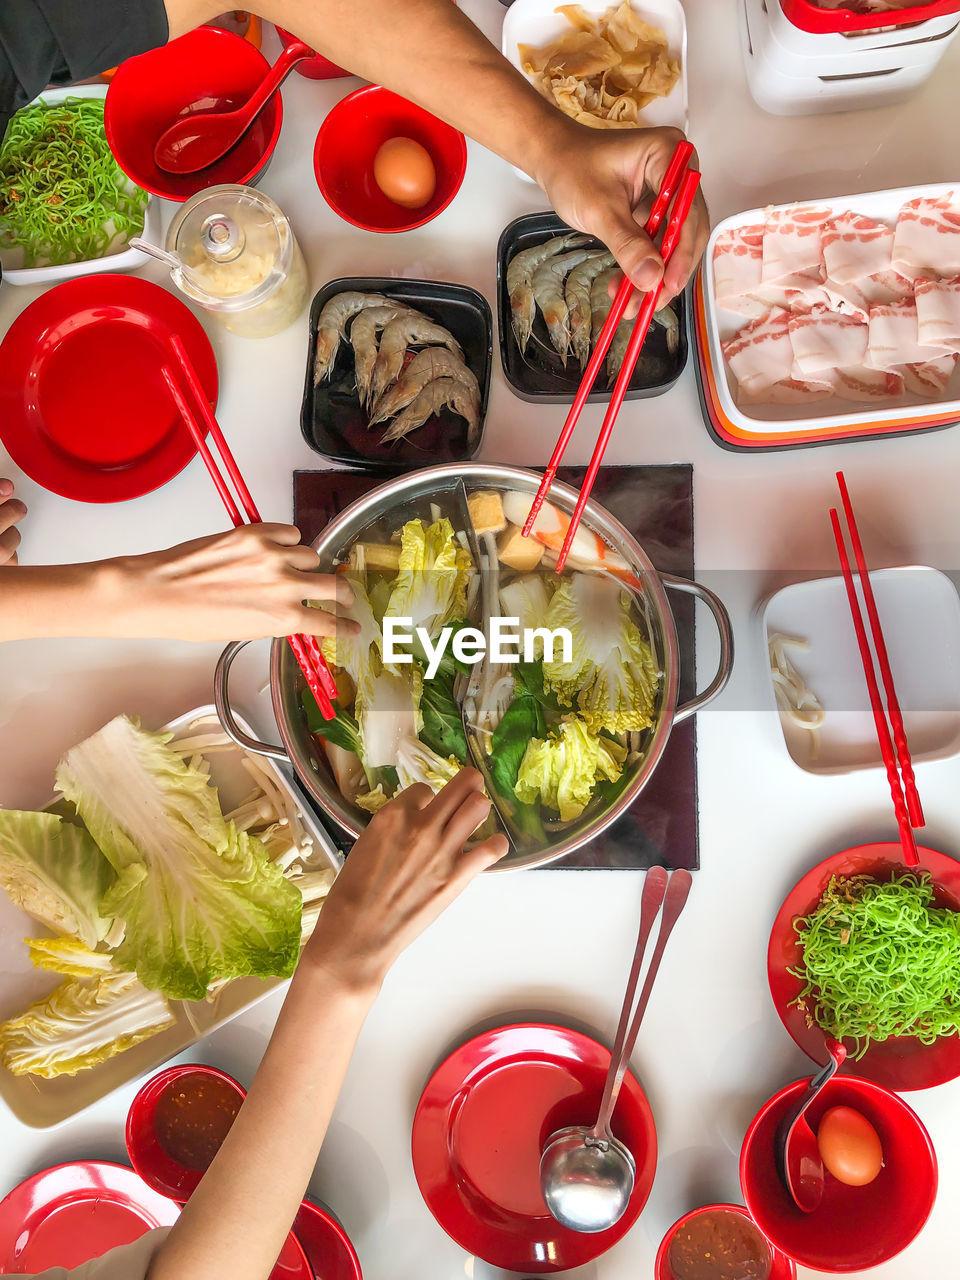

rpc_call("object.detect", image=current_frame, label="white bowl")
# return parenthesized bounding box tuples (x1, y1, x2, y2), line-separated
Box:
(0, 85, 159, 287)
(761, 566, 960, 775)
(700, 183, 960, 440)
(501, 0, 688, 181)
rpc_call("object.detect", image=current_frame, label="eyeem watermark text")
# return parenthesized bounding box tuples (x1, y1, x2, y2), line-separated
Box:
(383, 617, 573, 679)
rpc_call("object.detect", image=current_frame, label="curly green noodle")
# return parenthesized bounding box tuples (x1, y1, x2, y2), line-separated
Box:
(0, 98, 147, 267)
(791, 872, 960, 1058)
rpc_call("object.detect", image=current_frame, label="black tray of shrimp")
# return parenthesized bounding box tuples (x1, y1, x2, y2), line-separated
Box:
(497, 212, 688, 404)
(302, 276, 493, 472)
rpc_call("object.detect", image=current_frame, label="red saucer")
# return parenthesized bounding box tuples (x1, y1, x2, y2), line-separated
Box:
(294, 1198, 363, 1280)
(412, 1022, 657, 1273)
(0, 1161, 180, 1273)
(0, 274, 218, 503)
(768, 841, 960, 1091)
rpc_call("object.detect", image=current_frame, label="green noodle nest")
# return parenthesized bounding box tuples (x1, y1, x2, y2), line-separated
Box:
(0, 98, 147, 268)
(792, 872, 960, 1058)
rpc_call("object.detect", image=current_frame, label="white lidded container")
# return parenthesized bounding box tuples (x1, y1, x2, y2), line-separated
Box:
(165, 183, 308, 338)
(761, 567, 960, 774)
(740, 0, 960, 115)
(0, 86, 160, 286)
(698, 182, 960, 444)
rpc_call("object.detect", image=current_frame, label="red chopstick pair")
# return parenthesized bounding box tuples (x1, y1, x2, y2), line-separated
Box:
(161, 333, 338, 722)
(524, 139, 701, 571)
(830, 471, 923, 867)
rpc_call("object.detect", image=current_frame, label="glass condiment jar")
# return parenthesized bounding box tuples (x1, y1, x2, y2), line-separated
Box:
(165, 184, 308, 338)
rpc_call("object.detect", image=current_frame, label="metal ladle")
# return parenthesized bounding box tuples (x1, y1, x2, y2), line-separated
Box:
(540, 866, 693, 1233)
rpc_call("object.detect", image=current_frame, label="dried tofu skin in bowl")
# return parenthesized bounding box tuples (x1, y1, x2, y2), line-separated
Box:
(519, 2, 681, 129)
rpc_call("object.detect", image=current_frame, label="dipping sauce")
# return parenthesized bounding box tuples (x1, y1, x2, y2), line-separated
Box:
(668, 1208, 772, 1280)
(154, 1074, 243, 1170)
(373, 137, 436, 209)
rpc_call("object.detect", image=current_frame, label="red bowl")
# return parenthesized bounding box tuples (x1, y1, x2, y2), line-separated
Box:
(295, 1198, 363, 1280)
(104, 27, 282, 201)
(276, 25, 351, 79)
(740, 1075, 937, 1272)
(313, 85, 466, 233)
(655, 1203, 796, 1280)
(768, 841, 960, 1091)
(126, 1063, 246, 1201)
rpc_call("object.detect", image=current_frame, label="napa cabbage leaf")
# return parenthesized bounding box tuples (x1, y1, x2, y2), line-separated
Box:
(514, 715, 626, 822)
(384, 518, 472, 640)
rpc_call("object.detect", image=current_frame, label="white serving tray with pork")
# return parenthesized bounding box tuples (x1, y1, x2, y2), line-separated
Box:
(702, 184, 960, 434)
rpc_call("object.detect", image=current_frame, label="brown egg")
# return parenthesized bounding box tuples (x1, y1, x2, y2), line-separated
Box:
(373, 137, 436, 210)
(817, 1105, 884, 1187)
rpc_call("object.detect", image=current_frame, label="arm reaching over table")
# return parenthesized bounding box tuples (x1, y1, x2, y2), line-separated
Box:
(0, 490, 358, 643)
(234, 0, 708, 301)
(144, 771, 507, 1280)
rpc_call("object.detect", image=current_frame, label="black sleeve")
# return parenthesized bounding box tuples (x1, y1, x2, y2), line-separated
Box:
(0, 0, 169, 138)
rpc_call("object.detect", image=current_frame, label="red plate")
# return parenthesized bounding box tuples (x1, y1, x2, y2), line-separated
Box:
(768, 841, 960, 1091)
(0, 1160, 180, 1274)
(412, 1022, 657, 1273)
(294, 1198, 363, 1280)
(0, 274, 218, 503)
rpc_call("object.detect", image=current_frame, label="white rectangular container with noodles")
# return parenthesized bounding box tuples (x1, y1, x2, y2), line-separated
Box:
(0, 706, 341, 1129)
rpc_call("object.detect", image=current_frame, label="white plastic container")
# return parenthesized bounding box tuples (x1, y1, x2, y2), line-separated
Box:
(740, 0, 960, 115)
(699, 183, 960, 443)
(502, 0, 688, 181)
(0, 706, 340, 1129)
(761, 567, 960, 775)
(0, 87, 159, 287)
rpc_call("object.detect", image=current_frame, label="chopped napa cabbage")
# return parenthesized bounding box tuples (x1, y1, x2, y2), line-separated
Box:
(318, 570, 384, 703)
(0, 810, 115, 949)
(396, 738, 461, 794)
(27, 936, 116, 978)
(55, 716, 302, 1002)
(356, 668, 423, 770)
(384, 518, 472, 640)
(0, 972, 175, 1078)
(355, 785, 391, 815)
(499, 576, 553, 646)
(542, 574, 659, 735)
(514, 715, 626, 822)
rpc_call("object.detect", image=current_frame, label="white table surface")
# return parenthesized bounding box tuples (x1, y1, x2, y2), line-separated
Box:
(1, 3, 959, 1277)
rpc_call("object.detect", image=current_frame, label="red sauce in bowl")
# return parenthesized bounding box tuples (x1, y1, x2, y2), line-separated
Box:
(668, 1208, 772, 1280)
(154, 1073, 243, 1171)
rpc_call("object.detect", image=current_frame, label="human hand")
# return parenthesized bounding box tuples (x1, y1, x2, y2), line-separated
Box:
(0, 479, 27, 567)
(304, 770, 508, 993)
(109, 523, 360, 643)
(535, 123, 709, 310)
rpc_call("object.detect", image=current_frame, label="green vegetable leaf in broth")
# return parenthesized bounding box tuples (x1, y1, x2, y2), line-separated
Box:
(419, 668, 468, 764)
(302, 689, 364, 756)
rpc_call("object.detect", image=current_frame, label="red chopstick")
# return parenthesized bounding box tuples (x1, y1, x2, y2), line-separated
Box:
(554, 165, 701, 571)
(829, 508, 919, 867)
(836, 472, 924, 829)
(523, 139, 695, 541)
(161, 340, 338, 721)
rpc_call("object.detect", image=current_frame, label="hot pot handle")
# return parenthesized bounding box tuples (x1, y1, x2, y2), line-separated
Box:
(214, 641, 290, 761)
(661, 574, 734, 723)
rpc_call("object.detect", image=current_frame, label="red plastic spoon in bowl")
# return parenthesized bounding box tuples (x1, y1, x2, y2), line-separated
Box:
(774, 1038, 847, 1213)
(154, 39, 312, 173)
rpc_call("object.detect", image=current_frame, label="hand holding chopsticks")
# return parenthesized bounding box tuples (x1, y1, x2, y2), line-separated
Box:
(162, 334, 339, 721)
(524, 139, 701, 570)
(830, 472, 923, 866)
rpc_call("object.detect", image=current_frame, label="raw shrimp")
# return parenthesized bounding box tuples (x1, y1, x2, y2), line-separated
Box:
(369, 347, 478, 425)
(590, 266, 619, 346)
(532, 248, 595, 364)
(313, 291, 395, 383)
(369, 315, 463, 408)
(655, 303, 680, 356)
(506, 233, 589, 355)
(565, 250, 615, 369)
(349, 304, 416, 408)
(380, 377, 480, 444)
(606, 301, 679, 385)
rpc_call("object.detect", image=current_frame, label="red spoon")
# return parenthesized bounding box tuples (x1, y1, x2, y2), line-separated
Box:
(774, 1038, 848, 1213)
(154, 39, 312, 174)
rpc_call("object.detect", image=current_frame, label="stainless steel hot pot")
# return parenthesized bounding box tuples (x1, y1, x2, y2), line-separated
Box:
(215, 464, 733, 871)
